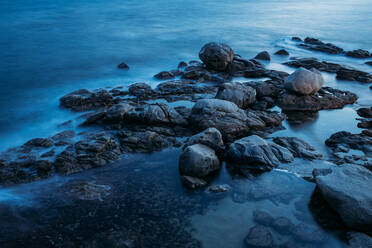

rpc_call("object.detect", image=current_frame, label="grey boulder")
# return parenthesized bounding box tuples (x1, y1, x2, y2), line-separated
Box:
(184, 128, 224, 152)
(215, 82, 256, 109)
(284, 67, 324, 95)
(199, 42, 234, 71)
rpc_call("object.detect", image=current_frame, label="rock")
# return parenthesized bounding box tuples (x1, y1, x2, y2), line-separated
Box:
(181, 176, 207, 189)
(104, 103, 135, 123)
(346, 49, 371, 58)
(117, 62, 129, 69)
(207, 184, 230, 193)
(347, 232, 372, 248)
(60, 89, 115, 111)
(215, 82, 256, 109)
(357, 107, 372, 118)
(284, 68, 324, 95)
(178, 61, 188, 69)
(252, 210, 274, 226)
(365, 61, 372, 66)
(225, 135, 294, 171)
(336, 68, 372, 83)
(51, 130, 75, 141)
(199, 42, 234, 71)
(68, 181, 111, 201)
(292, 223, 326, 243)
(254, 51, 271, 61)
(178, 144, 220, 178)
(272, 217, 294, 235)
(272, 137, 322, 160)
(189, 99, 250, 141)
(55, 132, 121, 175)
(314, 164, 372, 232)
(244, 225, 274, 248)
(154, 80, 217, 99)
(154, 71, 175, 80)
(24, 138, 54, 148)
(128, 83, 153, 98)
(358, 119, 372, 129)
(292, 37, 302, 42)
(278, 87, 358, 111)
(298, 41, 344, 54)
(325, 131, 372, 155)
(274, 49, 289, 56)
(184, 128, 224, 152)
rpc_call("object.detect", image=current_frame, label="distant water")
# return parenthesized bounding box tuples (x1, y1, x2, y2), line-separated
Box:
(0, 0, 372, 150)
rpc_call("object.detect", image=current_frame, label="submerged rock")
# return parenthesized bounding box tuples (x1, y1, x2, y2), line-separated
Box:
(68, 181, 111, 201)
(254, 51, 271, 61)
(178, 144, 220, 178)
(272, 217, 294, 235)
(314, 164, 372, 232)
(244, 225, 274, 248)
(199, 42, 234, 71)
(181, 175, 207, 189)
(215, 82, 256, 109)
(284, 68, 324, 95)
(272, 137, 322, 160)
(252, 210, 274, 226)
(225, 135, 294, 171)
(292, 223, 326, 243)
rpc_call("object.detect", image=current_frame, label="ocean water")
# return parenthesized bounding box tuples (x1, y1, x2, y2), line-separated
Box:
(0, 0, 371, 247)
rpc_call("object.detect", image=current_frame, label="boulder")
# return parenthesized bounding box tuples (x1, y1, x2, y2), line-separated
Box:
(357, 107, 372, 118)
(244, 225, 274, 248)
(181, 176, 207, 189)
(272, 137, 322, 160)
(184, 128, 224, 152)
(199, 42, 234, 71)
(178, 144, 220, 178)
(254, 51, 271, 61)
(154, 71, 175, 80)
(274, 49, 289, 56)
(60, 89, 114, 111)
(215, 82, 256, 109)
(128, 83, 153, 98)
(347, 232, 372, 248)
(314, 164, 372, 232)
(225, 135, 294, 171)
(284, 68, 324, 95)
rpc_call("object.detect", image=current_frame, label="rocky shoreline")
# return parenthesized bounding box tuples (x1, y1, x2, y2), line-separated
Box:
(0, 37, 371, 247)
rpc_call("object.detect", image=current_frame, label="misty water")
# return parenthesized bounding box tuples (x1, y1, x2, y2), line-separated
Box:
(0, 0, 371, 247)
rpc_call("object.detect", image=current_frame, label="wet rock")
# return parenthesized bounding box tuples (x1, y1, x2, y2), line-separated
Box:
(117, 62, 129, 69)
(118, 130, 180, 153)
(199, 42, 234, 71)
(292, 223, 326, 243)
(248, 110, 286, 128)
(358, 119, 372, 129)
(347, 232, 372, 248)
(325, 131, 372, 155)
(55, 132, 121, 175)
(365, 61, 372, 66)
(181, 69, 205, 81)
(278, 87, 358, 111)
(68, 181, 111, 201)
(244, 225, 274, 248)
(336, 68, 372, 83)
(24, 138, 54, 148)
(184, 128, 224, 152)
(51, 130, 75, 141)
(215, 82, 256, 109)
(346, 49, 371, 58)
(357, 107, 372, 118)
(60, 89, 115, 111)
(225, 135, 294, 171)
(252, 210, 274, 226)
(284, 68, 324, 95)
(178, 61, 188, 69)
(272, 137, 322, 160)
(207, 184, 230, 193)
(178, 144, 220, 178)
(297, 37, 344, 54)
(154, 71, 175, 80)
(40, 148, 56, 158)
(292, 37, 302, 42)
(181, 175, 207, 189)
(274, 49, 289, 56)
(254, 51, 271, 61)
(314, 164, 372, 232)
(154, 80, 217, 99)
(272, 217, 294, 235)
(189, 99, 250, 141)
(128, 83, 153, 98)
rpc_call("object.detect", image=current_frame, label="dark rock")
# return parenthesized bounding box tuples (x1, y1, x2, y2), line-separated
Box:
(272, 217, 294, 235)
(207, 184, 230, 193)
(181, 176, 207, 189)
(252, 210, 274, 226)
(292, 223, 326, 243)
(178, 61, 188, 69)
(199, 42, 234, 71)
(244, 225, 274, 248)
(292, 37, 302, 42)
(357, 107, 372, 118)
(215, 82, 256, 109)
(304, 37, 324, 45)
(346, 49, 371, 58)
(284, 68, 324, 95)
(154, 71, 175, 80)
(117, 62, 129, 69)
(40, 148, 56, 158)
(314, 164, 372, 232)
(325, 131, 372, 155)
(347, 232, 372, 248)
(60, 89, 115, 111)
(128, 83, 153, 98)
(184, 128, 224, 152)
(254, 51, 271, 61)
(274, 49, 289, 56)
(272, 137, 322, 160)
(298, 37, 344, 54)
(336, 68, 372, 83)
(365, 61, 372, 66)
(225, 135, 294, 171)
(358, 119, 372, 129)
(24, 138, 54, 148)
(155, 80, 217, 99)
(51, 130, 75, 141)
(178, 144, 220, 178)
(181, 69, 204, 81)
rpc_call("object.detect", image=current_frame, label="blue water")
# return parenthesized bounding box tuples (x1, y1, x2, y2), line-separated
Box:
(1, 0, 372, 150)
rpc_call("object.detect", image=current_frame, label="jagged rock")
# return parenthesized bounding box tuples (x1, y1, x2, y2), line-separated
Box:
(225, 135, 294, 171)
(314, 164, 372, 232)
(325, 131, 372, 155)
(117, 62, 129, 69)
(252, 210, 274, 226)
(128, 83, 153, 98)
(347, 232, 372, 248)
(296, 37, 344, 54)
(272, 137, 322, 160)
(154, 80, 217, 99)
(254, 51, 271, 61)
(60, 89, 115, 111)
(199, 42, 234, 71)
(184, 128, 224, 152)
(215, 82, 256, 108)
(244, 225, 274, 248)
(181, 176, 207, 189)
(24, 138, 54, 148)
(51, 130, 75, 141)
(346, 49, 371, 58)
(336, 68, 372, 83)
(284, 68, 324, 95)
(178, 144, 220, 178)
(274, 49, 289, 56)
(154, 71, 175, 80)
(278, 87, 358, 111)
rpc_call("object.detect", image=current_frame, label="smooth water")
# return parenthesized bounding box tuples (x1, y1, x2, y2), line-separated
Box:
(0, 0, 371, 247)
